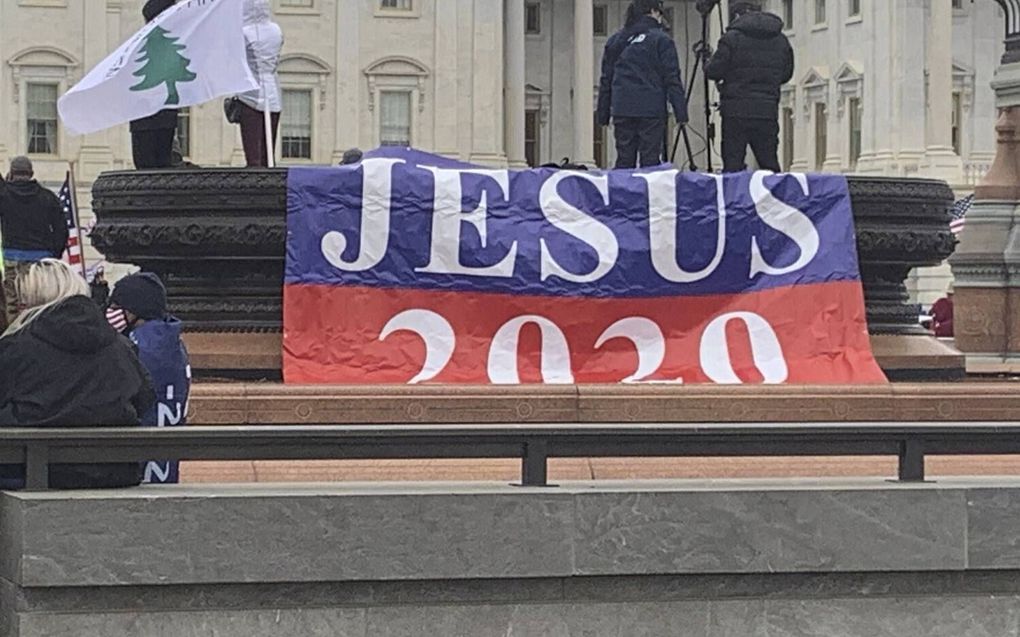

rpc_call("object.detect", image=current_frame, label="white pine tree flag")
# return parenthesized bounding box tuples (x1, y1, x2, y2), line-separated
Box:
(58, 0, 257, 136)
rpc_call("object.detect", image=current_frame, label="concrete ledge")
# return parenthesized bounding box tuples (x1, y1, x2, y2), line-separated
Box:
(6, 479, 1020, 636)
(0, 479, 1015, 586)
(188, 383, 1020, 425)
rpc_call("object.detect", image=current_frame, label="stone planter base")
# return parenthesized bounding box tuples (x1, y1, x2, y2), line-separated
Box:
(91, 170, 963, 381)
(869, 334, 966, 381)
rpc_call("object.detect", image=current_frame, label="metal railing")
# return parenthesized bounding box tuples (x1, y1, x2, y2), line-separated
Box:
(3, 422, 1020, 489)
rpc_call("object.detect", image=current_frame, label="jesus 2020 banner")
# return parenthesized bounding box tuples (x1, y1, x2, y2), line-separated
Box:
(283, 149, 886, 385)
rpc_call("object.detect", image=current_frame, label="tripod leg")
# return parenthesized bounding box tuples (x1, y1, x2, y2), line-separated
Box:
(701, 16, 714, 173)
(681, 126, 697, 172)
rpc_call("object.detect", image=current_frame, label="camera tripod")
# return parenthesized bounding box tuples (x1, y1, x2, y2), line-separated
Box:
(670, 0, 720, 172)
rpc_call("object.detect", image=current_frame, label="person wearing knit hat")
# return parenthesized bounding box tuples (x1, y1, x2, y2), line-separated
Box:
(108, 272, 190, 484)
(109, 272, 167, 323)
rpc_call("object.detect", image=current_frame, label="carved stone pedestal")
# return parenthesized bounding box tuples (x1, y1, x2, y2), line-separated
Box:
(91, 171, 963, 381)
(849, 177, 964, 380)
(91, 169, 286, 377)
(950, 61, 1020, 374)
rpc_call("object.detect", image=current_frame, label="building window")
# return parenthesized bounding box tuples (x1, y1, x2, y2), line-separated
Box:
(525, 2, 541, 34)
(281, 89, 312, 159)
(379, 0, 411, 9)
(814, 102, 828, 170)
(814, 0, 826, 24)
(952, 0, 963, 8)
(176, 108, 191, 158)
(26, 82, 58, 155)
(525, 109, 540, 167)
(380, 91, 412, 146)
(594, 115, 607, 168)
(848, 0, 860, 18)
(593, 4, 609, 36)
(848, 97, 862, 170)
(952, 91, 962, 155)
(280, 0, 313, 7)
(782, 107, 794, 171)
(781, 0, 794, 28)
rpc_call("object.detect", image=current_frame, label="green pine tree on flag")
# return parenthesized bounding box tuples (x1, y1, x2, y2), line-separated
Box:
(130, 26, 197, 106)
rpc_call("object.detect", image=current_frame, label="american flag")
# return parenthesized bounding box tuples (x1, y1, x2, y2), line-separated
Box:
(950, 194, 974, 237)
(57, 173, 82, 267)
(106, 306, 128, 332)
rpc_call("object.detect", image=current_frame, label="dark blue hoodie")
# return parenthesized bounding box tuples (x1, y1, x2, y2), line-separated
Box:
(597, 15, 688, 125)
(129, 316, 190, 484)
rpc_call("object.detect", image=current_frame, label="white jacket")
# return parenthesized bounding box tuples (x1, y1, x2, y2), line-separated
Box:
(238, 0, 283, 113)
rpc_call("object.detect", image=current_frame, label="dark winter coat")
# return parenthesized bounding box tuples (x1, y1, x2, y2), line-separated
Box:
(597, 16, 688, 125)
(0, 179, 68, 257)
(0, 296, 155, 489)
(130, 0, 178, 133)
(129, 316, 190, 484)
(705, 11, 794, 120)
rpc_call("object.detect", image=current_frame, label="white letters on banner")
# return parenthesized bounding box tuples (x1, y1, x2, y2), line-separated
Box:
(379, 309, 455, 384)
(538, 171, 618, 283)
(417, 168, 519, 277)
(699, 312, 789, 384)
(383, 310, 789, 385)
(322, 158, 403, 272)
(320, 168, 816, 283)
(488, 316, 576, 384)
(748, 171, 819, 277)
(639, 171, 728, 283)
(594, 317, 677, 383)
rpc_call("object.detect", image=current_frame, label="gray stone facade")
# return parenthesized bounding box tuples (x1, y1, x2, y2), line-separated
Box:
(4, 479, 1020, 636)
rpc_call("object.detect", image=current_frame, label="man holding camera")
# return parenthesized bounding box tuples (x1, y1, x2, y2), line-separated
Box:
(597, 0, 688, 169)
(706, 0, 793, 173)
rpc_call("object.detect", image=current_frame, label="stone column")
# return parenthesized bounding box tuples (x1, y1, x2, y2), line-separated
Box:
(948, 0, 1020, 373)
(924, 0, 964, 180)
(470, 0, 507, 165)
(572, 0, 595, 167)
(433, 0, 461, 158)
(332, 0, 361, 162)
(504, 0, 528, 168)
(78, 0, 116, 180)
(0, 0, 7, 167)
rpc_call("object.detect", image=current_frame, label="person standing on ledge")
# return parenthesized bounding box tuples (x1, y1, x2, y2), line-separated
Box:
(705, 0, 794, 173)
(597, 0, 688, 169)
(129, 0, 179, 170)
(235, 0, 283, 167)
(0, 156, 68, 326)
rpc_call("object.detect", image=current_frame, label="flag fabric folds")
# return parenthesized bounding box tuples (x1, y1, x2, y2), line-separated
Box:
(283, 148, 888, 386)
(58, 0, 256, 136)
(57, 175, 81, 269)
(950, 194, 974, 237)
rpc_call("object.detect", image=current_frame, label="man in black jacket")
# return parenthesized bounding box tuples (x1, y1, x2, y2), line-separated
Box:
(597, 0, 688, 169)
(130, 0, 178, 169)
(706, 0, 794, 172)
(0, 157, 68, 325)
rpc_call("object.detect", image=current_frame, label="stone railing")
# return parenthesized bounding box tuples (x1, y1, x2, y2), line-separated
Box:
(964, 162, 992, 188)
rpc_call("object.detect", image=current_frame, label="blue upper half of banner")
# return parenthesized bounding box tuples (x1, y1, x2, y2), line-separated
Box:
(286, 148, 862, 299)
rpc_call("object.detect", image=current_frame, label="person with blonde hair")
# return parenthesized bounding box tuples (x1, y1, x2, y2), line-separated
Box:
(0, 259, 154, 489)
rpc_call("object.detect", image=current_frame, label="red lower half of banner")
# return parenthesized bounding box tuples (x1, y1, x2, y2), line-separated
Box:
(283, 282, 887, 385)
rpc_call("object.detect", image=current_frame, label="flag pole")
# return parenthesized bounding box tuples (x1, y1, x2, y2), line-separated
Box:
(256, 22, 275, 168)
(263, 94, 275, 168)
(67, 162, 88, 280)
